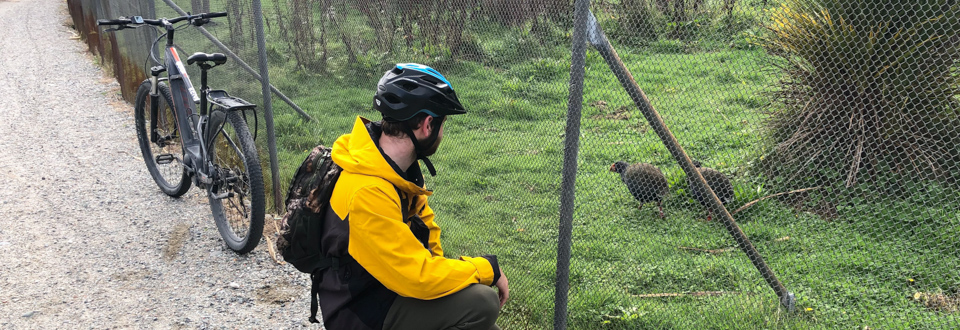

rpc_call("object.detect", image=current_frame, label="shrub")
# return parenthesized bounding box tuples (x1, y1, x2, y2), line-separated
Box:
(615, 0, 761, 45)
(758, 0, 960, 187)
(617, 0, 667, 42)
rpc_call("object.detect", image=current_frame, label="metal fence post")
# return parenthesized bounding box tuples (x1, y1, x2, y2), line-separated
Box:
(250, 0, 283, 213)
(554, 0, 590, 329)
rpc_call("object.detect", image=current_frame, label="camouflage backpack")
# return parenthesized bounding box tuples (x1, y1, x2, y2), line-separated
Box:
(276, 145, 342, 323)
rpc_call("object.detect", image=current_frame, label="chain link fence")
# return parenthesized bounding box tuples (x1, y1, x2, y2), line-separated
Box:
(69, 0, 960, 328)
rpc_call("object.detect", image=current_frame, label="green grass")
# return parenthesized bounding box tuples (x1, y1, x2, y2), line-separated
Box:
(273, 40, 959, 330)
(143, 1, 960, 328)
(422, 46, 958, 328)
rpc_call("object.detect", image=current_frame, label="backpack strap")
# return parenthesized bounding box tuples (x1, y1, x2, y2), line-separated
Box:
(309, 272, 322, 323)
(308, 254, 356, 323)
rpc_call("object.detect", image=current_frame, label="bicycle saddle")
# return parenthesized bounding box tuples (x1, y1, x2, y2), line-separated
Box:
(187, 52, 227, 66)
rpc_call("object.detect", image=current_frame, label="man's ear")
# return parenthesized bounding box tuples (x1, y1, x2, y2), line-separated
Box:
(421, 116, 436, 134)
(413, 115, 432, 138)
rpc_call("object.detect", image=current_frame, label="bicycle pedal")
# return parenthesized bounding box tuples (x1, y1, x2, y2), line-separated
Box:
(211, 191, 234, 199)
(155, 154, 175, 164)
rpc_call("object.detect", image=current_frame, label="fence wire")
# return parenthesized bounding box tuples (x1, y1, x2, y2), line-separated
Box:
(69, 0, 960, 329)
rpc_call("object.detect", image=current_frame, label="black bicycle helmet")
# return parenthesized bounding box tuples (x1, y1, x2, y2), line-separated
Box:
(373, 63, 466, 177)
(374, 63, 467, 121)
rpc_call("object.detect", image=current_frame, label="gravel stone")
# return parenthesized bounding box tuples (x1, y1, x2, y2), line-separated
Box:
(0, 0, 318, 328)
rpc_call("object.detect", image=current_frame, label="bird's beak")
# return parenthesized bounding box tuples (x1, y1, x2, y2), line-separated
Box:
(609, 163, 616, 172)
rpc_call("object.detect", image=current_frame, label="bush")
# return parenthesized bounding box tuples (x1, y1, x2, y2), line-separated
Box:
(758, 0, 960, 187)
(614, 0, 762, 46)
(616, 0, 667, 42)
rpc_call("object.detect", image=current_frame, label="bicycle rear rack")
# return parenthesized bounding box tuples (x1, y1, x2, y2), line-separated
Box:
(207, 90, 255, 111)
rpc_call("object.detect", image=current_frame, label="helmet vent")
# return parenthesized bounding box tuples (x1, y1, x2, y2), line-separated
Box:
(398, 81, 419, 91)
(421, 75, 442, 86)
(383, 93, 402, 104)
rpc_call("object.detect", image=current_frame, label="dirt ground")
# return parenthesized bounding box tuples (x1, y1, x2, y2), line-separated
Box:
(0, 0, 316, 328)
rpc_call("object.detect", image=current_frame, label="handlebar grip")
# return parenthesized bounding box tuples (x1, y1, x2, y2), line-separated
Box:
(204, 12, 228, 18)
(97, 19, 129, 26)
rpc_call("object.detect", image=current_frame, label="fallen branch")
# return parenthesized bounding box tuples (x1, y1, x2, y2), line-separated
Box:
(263, 235, 285, 265)
(731, 186, 821, 216)
(263, 215, 286, 265)
(631, 291, 747, 298)
(679, 236, 791, 254)
(678, 246, 737, 254)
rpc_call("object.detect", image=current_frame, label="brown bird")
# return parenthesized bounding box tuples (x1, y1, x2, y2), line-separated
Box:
(610, 161, 669, 218)
(687, 160, 735, 221)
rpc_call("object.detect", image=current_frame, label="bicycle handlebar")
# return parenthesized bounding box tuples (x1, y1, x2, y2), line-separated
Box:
(96, 12, 227, 27)
(96, 18, 132, 26)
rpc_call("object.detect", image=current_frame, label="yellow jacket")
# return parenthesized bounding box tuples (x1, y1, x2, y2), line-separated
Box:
(329, 116, 497, 300)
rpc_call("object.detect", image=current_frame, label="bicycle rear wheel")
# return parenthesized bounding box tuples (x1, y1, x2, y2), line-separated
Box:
(134, 80, 191, 197)
(207, 110, 264, 254)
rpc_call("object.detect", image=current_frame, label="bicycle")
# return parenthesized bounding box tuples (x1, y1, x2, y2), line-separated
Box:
(98, 12, 264, 254)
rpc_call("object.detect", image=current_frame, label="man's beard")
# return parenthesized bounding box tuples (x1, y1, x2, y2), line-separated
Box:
(419, 135, 441, 157)
(418, 117, 445, 157)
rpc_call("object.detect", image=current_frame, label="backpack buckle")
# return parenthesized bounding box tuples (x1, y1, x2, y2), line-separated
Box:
(330, 257, 339, 271)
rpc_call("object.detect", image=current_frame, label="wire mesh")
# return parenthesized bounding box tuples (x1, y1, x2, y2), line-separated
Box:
(575, 0, 960, 328)
(69, 0, 960, 328)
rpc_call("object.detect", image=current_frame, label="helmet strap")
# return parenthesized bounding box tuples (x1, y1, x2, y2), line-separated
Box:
(401, 119, 443, 177)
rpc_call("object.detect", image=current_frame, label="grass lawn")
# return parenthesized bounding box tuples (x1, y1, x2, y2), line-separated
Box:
(260, 44, 960, 328)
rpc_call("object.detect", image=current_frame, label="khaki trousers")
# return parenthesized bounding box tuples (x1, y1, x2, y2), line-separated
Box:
(382, 284, 501, 330)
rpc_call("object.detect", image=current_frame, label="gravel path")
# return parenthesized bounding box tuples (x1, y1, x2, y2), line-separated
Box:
(0, 0, 316, 328)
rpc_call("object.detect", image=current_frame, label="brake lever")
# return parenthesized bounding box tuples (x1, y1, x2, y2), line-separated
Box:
(191, 18, 210, 27)
(104, 25, 127, 33)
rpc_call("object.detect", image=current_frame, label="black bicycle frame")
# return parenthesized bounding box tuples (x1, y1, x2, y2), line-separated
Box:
(149, 19, 208, 182)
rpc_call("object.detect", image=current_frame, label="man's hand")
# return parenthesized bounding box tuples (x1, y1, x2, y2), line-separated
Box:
(494, 268, 509, 308)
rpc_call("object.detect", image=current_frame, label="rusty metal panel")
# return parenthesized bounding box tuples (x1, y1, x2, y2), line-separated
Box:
(66, 0, 157, 102)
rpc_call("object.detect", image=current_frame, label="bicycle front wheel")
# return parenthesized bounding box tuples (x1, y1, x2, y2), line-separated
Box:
(207, 110, 264, 254)
(134, 80, 191, 197)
